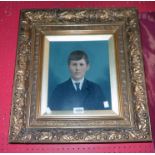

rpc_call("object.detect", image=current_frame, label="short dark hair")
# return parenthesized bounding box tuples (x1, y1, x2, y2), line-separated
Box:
(68, 50, 89, 65)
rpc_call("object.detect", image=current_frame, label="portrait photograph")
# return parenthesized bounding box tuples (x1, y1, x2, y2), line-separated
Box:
(40, 34, 119, 116)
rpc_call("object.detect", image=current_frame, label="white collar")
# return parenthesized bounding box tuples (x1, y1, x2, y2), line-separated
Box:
(71, 78, 84, 90)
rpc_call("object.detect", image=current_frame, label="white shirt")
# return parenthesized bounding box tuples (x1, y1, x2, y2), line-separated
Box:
(71, 78, 84, 91)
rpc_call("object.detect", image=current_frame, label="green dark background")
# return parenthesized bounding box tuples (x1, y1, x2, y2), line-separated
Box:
(48, 41, 111, 109)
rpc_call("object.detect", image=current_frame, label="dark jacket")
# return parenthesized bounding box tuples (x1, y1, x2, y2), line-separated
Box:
(48, 79, 105, 110)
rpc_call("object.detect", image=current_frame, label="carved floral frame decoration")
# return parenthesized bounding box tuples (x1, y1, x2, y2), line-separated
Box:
(9, 8, 152, 143)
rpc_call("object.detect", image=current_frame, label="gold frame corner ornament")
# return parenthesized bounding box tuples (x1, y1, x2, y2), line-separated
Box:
(9, 8, 152, 143)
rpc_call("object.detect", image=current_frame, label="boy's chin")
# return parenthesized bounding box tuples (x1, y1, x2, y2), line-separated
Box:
(72, 76, 83, 81)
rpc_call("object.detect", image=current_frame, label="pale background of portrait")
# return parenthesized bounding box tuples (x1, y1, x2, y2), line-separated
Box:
(48, 41, 111, 109)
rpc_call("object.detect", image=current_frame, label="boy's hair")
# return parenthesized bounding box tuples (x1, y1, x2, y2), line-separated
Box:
(68, 50, 89, 65)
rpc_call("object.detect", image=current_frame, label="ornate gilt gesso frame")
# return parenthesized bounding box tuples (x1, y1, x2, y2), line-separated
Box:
(9, 8, 152, 143)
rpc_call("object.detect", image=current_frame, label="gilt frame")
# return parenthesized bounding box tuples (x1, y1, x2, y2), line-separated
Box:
(9, 8, 152, 143)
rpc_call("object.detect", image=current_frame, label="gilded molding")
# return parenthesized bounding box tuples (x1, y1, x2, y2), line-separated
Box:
(9, 8, 152, 143)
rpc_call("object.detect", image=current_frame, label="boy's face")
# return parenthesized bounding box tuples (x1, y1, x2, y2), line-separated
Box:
(69, 58, 89, 81)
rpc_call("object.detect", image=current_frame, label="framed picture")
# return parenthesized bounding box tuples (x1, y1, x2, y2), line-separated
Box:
(43, 34, 115, 116)
(9, 8, 152, 143)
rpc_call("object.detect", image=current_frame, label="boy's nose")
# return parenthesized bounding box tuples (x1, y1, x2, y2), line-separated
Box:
(76, 65, 80, 69)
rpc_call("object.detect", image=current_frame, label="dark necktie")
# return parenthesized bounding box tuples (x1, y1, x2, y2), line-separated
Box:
(75, 83, 80, 92)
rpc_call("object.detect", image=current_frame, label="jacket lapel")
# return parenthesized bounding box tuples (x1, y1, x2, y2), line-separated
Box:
(67, 79, 76, 92)
(81, 79, 90, 103)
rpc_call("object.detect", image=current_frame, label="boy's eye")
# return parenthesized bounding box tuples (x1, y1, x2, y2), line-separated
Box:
(72, 63, 77, 66)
